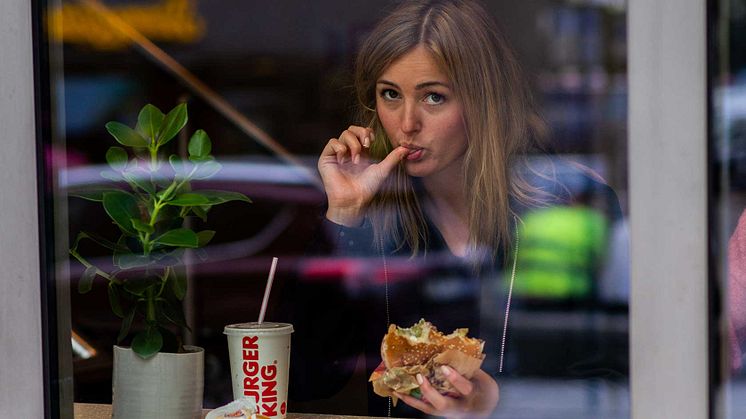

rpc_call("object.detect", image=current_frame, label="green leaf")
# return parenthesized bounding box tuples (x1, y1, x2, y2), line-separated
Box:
(196, 230, 215, 247)
(188, 129, 211, 158)
(123, 279, 154, 297)
(102, 191, 140, 235)
(130, 218, 154, 234)
(69, 188, 123, 202)
(160, 299, 189, 329)
(152, 247, 185, 262)
(191, 205, 208, 222)
(123, 168, 156, 195)
(168, 154, 188, 178)
(152, 173, 171, 188)
(115, 234, 141, 254)
(125, 175, 156, 195)
(117, 306, 137, 343)
(166, 193, 210, 206)
(137, 104, 165, 143)
(193, 190, 252, 205)
(170, 269, 187, 300)
(79, 231, 129, 252)
(105, 121, 148, 147)
(113, 253, 155, 269)
(132, 326, 163, 359)
(100, 170, 123, 182)
(105, 147, 128, 171)
(191, 160, 222, 180)
(174, 275, 187, 301)
(78, 266, 97, 294)
(157, 103, 188, 146)
(157, 180, 179, 202)
(152, 207, 182, 230)
(153, 228, 199, 248)
(108, 283, 124, 318)
(175, 180, 192, 194)
(188, 155, 213, 163)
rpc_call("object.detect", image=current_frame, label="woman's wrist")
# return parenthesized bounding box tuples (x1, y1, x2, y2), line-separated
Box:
(326, 206, 366, 227)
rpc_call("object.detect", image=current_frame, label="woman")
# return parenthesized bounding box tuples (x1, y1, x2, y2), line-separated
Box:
(296, 0, 620, 417)
(320, 0, 544, 262)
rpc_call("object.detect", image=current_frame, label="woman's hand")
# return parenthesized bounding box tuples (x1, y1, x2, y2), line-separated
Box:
(318, 125, 408, 226)
(396, 367, 499, 419)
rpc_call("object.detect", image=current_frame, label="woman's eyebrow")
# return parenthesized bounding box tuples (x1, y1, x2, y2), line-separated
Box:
(376, 80, 451, 90)
(414, 81, 450, 90)
(376, 80, 399, 88)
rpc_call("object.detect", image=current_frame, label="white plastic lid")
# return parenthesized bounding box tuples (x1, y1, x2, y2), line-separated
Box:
(223, 322, 294, 336)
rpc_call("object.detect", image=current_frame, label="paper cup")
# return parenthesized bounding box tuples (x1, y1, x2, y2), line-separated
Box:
(224, 322, 293, 419)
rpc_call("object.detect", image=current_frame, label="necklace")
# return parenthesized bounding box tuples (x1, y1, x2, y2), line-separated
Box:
(378, 234, 392, 417)
(499, 216, 520, 373)
(378, 215, 519, 414)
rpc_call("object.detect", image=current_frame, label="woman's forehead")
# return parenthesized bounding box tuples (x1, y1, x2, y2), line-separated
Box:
(378, 46, 451, 86)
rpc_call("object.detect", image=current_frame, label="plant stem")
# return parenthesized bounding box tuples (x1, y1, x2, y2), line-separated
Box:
(150, 147, 158, 171)
(141, 197, 166, 255)
(140, 164, 194, 254)
(146, 287, 156, 323)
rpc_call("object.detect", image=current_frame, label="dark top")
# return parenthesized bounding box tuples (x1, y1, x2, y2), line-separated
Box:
(289, 161, 627, 418)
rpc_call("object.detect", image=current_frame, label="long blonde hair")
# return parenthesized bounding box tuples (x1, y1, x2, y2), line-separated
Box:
(354, 0, 548, 263)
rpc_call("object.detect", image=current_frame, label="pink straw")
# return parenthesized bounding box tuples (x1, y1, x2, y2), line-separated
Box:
(258, 257, 278, 324)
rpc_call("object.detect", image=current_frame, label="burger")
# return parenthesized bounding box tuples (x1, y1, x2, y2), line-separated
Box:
(369, 319, 485, 404)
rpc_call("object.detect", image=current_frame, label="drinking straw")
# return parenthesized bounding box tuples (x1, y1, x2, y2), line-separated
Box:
(258, 257, 278, 324)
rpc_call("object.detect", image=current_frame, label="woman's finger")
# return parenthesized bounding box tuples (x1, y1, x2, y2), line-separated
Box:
(373, 146, 409, 176)
(345, 125, 374, 148)
(338, 130, 364, 164)
(326, 138, 349, 164)
(416, 373, 451, 412)
(441, 365, 474, 396)
(321, 138, 339, 156)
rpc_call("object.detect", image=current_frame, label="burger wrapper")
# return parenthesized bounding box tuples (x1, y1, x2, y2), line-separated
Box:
(205, 397, 269, 419)
(433, 349, 485, 378)
(370, 349, 485, 405)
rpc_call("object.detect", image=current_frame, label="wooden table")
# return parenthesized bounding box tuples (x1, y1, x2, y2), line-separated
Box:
(74, 403, 386, 419)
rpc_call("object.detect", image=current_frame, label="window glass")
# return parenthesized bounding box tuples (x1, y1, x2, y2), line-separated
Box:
(715, 1, 746, 417)
(47, 0, 629, 417)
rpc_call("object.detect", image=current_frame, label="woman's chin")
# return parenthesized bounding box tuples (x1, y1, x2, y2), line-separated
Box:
(403, 163, 433, 178)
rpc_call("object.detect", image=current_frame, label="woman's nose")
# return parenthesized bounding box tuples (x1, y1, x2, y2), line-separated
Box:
(400, 102, 421, 134)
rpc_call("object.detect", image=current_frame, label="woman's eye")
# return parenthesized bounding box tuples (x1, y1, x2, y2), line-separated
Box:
(380, 89, 399, 100)
(425, 93, 445, 105)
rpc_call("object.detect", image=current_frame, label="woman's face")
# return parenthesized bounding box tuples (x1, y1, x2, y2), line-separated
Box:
(376, 45, 467, 179)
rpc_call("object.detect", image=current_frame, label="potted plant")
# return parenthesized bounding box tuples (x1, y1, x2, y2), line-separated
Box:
(69, 103, 250, 419)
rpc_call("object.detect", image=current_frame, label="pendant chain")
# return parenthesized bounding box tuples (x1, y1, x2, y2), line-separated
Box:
(499, 216, 520, 373)
(377, 216, 518, 416)
(378, 234, 391, 418)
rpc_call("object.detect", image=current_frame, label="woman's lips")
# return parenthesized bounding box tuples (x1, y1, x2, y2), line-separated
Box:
(404, 147, 424, 161)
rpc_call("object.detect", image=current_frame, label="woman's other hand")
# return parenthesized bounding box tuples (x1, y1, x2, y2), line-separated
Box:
(318, 125, 408, 226)
(395, 367, 499, 419)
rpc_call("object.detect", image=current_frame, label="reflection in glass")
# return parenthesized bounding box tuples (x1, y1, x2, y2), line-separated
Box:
(716, 1, 746, 417)
(45, 0, 629, 417)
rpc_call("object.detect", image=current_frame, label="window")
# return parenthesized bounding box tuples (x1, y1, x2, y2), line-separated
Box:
(38, 1, 630, 417)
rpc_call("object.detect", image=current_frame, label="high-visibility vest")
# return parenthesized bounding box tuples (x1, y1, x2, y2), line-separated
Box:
(510, 205, 608, 300)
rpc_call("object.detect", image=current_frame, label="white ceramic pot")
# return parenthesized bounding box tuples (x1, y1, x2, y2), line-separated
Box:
(112, 345, 204, 419)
